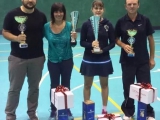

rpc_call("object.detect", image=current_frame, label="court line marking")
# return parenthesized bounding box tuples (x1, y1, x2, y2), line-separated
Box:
(30, 68, 160, 120)
(73, 65, 123, 113)
(39, 54, 82, 87)
(39, 71, 49, 87)
(38, 55, 124, 119)
(39, 71, 123, 120)
(1, 52, 160, 62)
(152, 69, 160, 72)
(93, 82, 122, 112)
(38, 55, 160, 119)
(0, 60, 7, 62)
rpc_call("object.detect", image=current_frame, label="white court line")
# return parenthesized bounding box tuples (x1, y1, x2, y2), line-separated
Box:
(39, 68, 160, 102)
(39, 71, 49, 87)
(71, 76, 122, 92)
(152, 69, 160, 72)
(73, 54, 81, 57)
(0, 43, 9, 45)
(71, 84, 84, 92)
(94, 76, 122, 82)
(39, 54, 82, 87)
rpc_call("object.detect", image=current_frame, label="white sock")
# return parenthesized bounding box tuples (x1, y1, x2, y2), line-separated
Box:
(102, 106, 107, 111)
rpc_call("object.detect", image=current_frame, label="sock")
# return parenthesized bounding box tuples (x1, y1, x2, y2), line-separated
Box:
(102, 106, 107, 111)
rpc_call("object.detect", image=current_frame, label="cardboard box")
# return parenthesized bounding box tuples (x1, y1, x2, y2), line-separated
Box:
(82, 100, 95, 120)
(51, 88, 74, 110)
(129, 84, 157, 104)
(97, 114, 122, 120)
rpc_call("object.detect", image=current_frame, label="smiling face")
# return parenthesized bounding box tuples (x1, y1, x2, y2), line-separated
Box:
(53, 11, 64, 22)
(91, 0, 104, 17)
(51, 3, 66, 23)
(92, 6, 104, 17)
(22, 0, 36, 9)
(125, 0, 139, 14)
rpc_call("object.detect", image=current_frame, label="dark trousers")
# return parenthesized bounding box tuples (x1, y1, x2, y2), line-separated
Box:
(121, 63, 154, 117)
(47, 59, 73, 111)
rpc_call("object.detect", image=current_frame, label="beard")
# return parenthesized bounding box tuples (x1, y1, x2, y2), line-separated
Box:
(22, 2, 36, 9)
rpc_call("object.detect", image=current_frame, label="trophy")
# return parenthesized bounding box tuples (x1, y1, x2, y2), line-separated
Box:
(127, 29, 137, 57)
(70, 11, 79, 43)
(14, 16, 28, 48)
(90, 15, 100, 52)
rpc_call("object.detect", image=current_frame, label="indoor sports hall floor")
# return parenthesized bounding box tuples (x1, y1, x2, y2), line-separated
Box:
(0, 30, 160, 120)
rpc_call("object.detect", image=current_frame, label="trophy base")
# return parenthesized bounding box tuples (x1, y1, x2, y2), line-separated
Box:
(128, 53, 135, 57)
(93, 47, 100, 53)
(19, 43, 28, 48)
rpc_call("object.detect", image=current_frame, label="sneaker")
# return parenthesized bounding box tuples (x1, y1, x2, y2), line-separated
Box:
(123, 115, 132, 120)
(102, 109, 108, 114)
(147, 117, 155, 120)
(49, 111, 56, 120)
(67, 109, 74, 120)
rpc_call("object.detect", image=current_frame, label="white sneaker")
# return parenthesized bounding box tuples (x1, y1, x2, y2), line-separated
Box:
(147, 117, 155, 120)
(123, 115, 132, 120)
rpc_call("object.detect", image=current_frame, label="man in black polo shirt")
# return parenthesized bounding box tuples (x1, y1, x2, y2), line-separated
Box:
(2, 0, 47, 120)
(115, 0, 155, 120)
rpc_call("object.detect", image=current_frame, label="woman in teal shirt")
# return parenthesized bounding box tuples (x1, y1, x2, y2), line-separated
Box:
(44, 2, 77, 120)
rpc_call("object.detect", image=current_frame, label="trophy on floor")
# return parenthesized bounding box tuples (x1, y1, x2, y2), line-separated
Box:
(15, 16, 28, 48)
(127, 29, 137, 57)
(90, 15, 100, 53)
(70, 11, 79, 43)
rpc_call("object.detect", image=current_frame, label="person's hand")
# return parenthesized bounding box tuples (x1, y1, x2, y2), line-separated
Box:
(122, 44, 132, 53)
(149, 58, 155, 70)
(92, 40, 99, 48)
(71, 31, 77, 40)
(16, 34, 26, 43)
